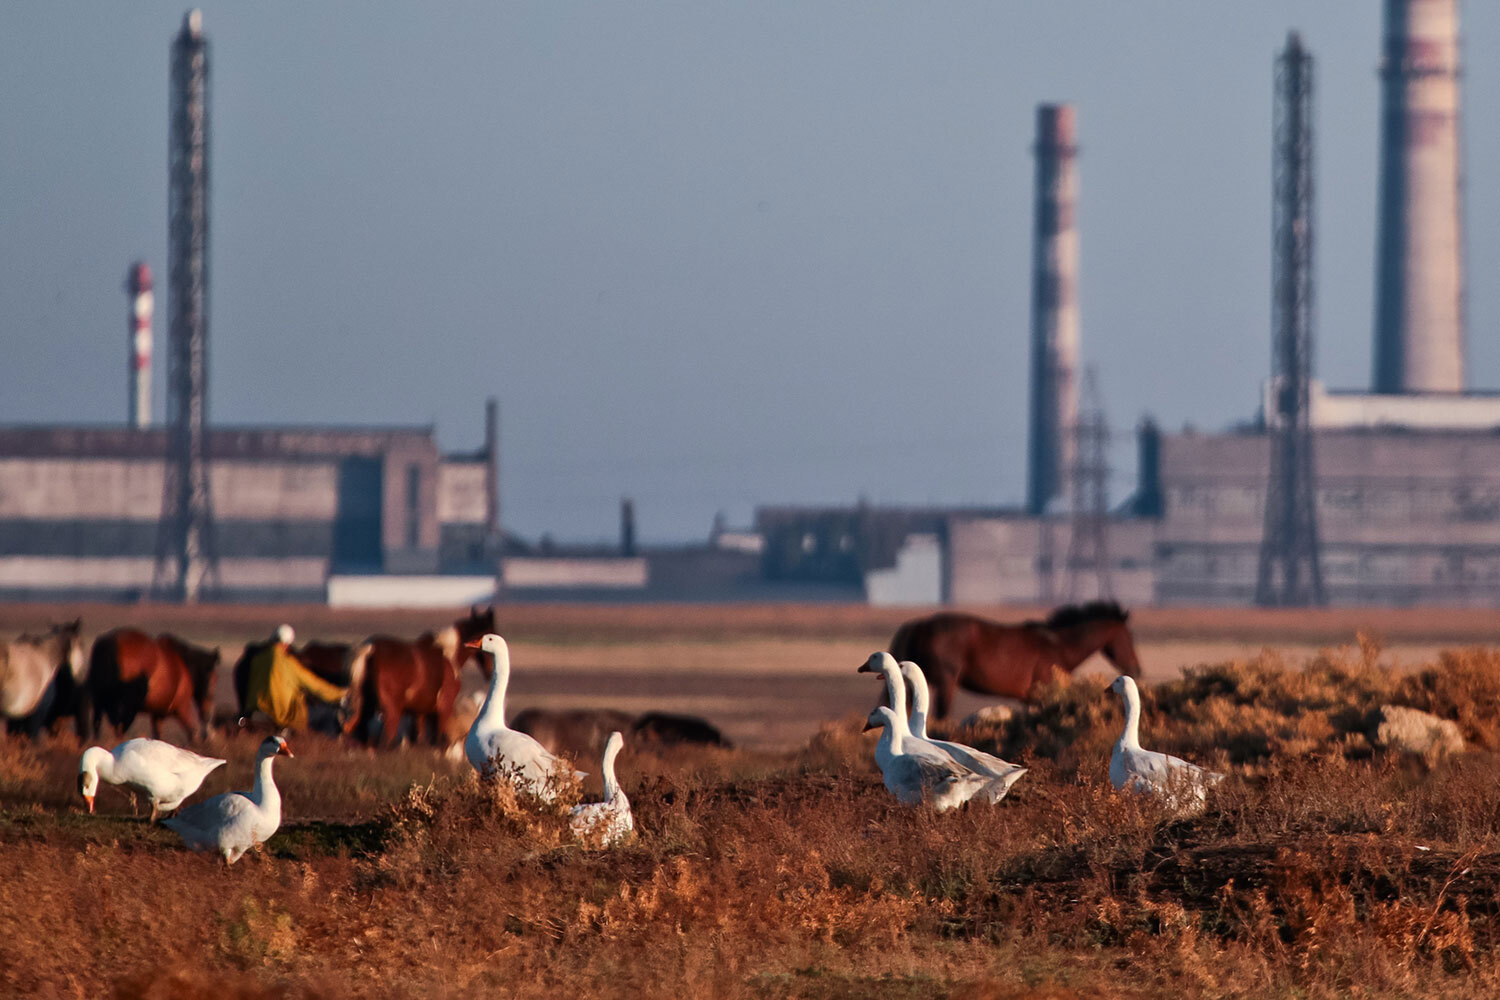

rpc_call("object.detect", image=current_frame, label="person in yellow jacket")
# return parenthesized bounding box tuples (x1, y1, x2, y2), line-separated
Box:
(244, 624, 347, 731)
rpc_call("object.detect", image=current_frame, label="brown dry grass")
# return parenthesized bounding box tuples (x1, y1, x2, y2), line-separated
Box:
(6, 635, 1500, 997)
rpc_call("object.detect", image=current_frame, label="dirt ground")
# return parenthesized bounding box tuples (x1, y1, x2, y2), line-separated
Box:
(5, 601, 1496, 750)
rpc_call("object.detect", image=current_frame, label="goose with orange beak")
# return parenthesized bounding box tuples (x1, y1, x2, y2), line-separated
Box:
(463, 633, 585, 799)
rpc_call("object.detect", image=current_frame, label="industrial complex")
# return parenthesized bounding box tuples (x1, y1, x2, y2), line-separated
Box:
(1, 2, 1494, 607)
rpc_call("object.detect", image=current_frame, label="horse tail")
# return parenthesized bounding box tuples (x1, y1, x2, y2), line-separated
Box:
(345, 641, 374, 703)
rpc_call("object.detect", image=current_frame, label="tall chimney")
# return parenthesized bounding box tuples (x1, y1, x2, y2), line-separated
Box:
(127, 261, 153, 429)
(1372, 0, 1465, 393)
(1025, 104, 1080, 515)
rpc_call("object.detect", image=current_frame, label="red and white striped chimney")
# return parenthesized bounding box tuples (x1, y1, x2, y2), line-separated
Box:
(127, 261, 153, 428)
(1372, 0, 1465, 393)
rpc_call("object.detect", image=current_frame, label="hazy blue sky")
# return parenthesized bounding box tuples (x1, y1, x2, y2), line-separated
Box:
(2, 4, 1497, 544)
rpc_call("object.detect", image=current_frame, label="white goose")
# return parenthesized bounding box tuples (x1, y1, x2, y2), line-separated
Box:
(865, 706, 990, 810)
(858, 652, 961, 764)
(900, 661, 1027, 803)
(463, 633, 585, 801)
(1109, 675, 1224, 815)
(570, 730, 633, 847)
(162, 735, 292, 864)
(78, 738, 226, 821)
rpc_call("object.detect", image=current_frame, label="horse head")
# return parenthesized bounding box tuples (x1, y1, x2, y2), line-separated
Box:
(1098, 612, 1142, 681)
(454, 605, 497, 672)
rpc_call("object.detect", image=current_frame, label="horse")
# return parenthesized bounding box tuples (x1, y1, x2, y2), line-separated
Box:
(888, 600, 1142, 720)
(0, 619, 87, 739)
(87, 629, 220, 742)
(232, 638, 351, 733)
(344, 606, 496, 748)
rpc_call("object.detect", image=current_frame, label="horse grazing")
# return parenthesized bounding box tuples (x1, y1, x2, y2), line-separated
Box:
(344, 606, 495, 748)
(0, 619, 87, 739)
(888, 601, 1142, 720)
(87, 629, 220, 742)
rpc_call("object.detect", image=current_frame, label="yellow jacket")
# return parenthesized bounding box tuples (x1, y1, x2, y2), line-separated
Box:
(246, 643, 347, 730)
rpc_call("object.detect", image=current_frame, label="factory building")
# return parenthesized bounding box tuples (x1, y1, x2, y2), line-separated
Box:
(0, 423, 493, 603)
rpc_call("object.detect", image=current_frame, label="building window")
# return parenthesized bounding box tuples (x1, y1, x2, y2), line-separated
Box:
(406, 465, 421, 549)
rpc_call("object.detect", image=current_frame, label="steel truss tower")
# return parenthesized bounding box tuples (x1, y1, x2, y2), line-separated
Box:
(1066, 367, 1112, 601)
(1256, 32, 1325, 607)
(154, 10, 220, 602)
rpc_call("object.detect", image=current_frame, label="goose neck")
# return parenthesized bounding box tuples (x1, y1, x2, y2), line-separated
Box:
(601, 742, 620, 802)
(905, 670, 931, 740)
(82, 746, 114, 784)
(882, 664, 908, 722)
(479, 649, 510, 726)
(1119, 685, 1142, 750)
(251, 753, 280, 809)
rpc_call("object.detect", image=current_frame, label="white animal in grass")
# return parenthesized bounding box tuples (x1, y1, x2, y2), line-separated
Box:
(899, 660, 1027, 803)
(162, 735, 292, 864)
(1109, 675, 1224, 815)
(463, 633, 585, 800)
(569, 730, 633, 847)
(858, 652, 964, 763)
(78, 738, 226, 821)
(864, 706, 990, 811)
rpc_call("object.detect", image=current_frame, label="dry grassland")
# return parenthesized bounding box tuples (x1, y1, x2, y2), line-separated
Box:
(3, 605, 1500, 997)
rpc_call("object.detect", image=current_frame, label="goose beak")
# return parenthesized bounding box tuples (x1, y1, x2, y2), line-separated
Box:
(464, 638, 484, 649)
(84, 794, 94, 814)
(279, 742, 295, 758)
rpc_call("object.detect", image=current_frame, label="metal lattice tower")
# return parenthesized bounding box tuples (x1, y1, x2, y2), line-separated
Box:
(1066, 367, 1112, 601)
(1256, 32, 1325, 607)
(154, 10, 219, 602)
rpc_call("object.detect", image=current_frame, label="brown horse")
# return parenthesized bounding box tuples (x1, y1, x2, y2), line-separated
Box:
(344, 606, 495, 747)
(87, 629, 220, 741)
(889, 601, 1142, 720)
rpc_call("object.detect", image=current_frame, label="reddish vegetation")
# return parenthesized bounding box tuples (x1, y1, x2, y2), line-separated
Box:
(3, 617, 1500, 996)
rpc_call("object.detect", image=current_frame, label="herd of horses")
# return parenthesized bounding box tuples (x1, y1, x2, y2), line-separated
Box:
(0, 599, 1142, 745)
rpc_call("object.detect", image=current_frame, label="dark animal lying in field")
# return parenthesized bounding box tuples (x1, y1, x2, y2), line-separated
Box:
(511, 707, 733, 758)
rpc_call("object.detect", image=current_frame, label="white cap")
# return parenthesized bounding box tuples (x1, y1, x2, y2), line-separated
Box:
(275, 624, 294, 645)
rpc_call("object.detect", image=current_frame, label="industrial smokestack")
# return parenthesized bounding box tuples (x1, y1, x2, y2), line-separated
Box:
(1372, 0, 1465, 393)
(1025, 104, 1080, 515)
(127, 261, 153, 429)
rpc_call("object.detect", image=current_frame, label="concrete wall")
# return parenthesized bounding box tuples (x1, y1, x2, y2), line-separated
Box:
(947, 515, 1156, 607)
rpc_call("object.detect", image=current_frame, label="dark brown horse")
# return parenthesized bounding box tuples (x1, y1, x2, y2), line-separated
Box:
(889, 601, 1142, 719)
(345, 606, 495, 747)
(87, 629, 220, 741)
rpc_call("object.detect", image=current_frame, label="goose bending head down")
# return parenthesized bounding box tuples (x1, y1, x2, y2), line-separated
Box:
(570, 730, 633, 847)
(463, 633, 585, 800)
(1108, 675, 1224, 816)
(162, 735, 292, 864)
(899, 661, 1027, 804)
(865, 706, 988, 811)
(78, 738, 226, 822)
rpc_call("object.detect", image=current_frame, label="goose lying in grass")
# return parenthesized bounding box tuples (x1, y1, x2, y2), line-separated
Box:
(162, 735, 292, 864)
(900, 660, 1027, 803)
(570, 730, 633, 847)
(78, 738, 226, 821)
(1109, 675, 1224, 816)
(463, 633, 585, 801)
(865, 706, 989, 810)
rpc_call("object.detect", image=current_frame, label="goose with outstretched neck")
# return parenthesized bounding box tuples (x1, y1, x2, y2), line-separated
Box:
(464, 633, 584, 800)
(570, 730, 633, 847)
(900, 661, 1026, 803)
(162, 735, 292, 864)
(1109, 675, 1224, 816)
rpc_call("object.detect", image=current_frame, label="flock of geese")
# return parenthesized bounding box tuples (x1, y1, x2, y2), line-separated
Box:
(859, 651, 1224, 814)
(71, 635, 1220, 863)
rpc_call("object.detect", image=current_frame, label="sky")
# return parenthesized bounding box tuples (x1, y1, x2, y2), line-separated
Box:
(2, 4, 1497, 545)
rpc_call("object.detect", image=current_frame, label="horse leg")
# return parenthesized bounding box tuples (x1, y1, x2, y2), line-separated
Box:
(379, 692, 405, 749)
(936, 665, 960, 722)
